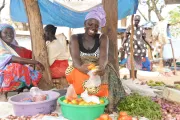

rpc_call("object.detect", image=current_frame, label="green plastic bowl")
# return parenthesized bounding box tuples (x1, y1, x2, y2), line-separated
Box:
(58, 96, 108, 120)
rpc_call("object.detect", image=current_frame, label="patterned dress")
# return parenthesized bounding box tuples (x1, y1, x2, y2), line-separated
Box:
(124, 25, 147, 70)
(0, 44, 42, 92)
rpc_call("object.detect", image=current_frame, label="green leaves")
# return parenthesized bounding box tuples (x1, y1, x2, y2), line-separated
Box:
(169, 6, 180, 25)
(168, 6, 180, 38)
(117, 93, 162, 120)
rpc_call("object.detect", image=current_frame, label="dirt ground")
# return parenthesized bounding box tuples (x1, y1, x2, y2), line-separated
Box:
(138, 71, 180, 85)
(120, 70, 180, 86)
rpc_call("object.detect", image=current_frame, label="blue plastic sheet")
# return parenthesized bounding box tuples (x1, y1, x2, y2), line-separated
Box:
(10, 0, 138, 28)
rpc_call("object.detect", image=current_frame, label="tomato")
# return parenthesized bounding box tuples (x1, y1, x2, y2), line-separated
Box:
(99, 114, 109, 120)
(126, 116, 132, 120)
(118, 116, 132, 120)
(88, 64, 96, 70)
(95, 118, 101, 120)
(108, 116, 112, 120)
(119, 112, 128, 117)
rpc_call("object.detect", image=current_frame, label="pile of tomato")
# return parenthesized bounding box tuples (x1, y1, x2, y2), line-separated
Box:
(95, 112, 132, 120)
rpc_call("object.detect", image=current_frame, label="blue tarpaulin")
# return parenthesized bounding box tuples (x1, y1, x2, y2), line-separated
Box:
(117, 28, 126, 33)
(10, 0, 138, 28)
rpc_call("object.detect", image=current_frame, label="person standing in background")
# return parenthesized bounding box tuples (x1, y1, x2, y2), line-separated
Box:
(121, 15, 153, 79)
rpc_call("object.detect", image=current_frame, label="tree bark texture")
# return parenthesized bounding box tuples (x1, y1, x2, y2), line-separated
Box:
(23, 0, 53, 90)
(102, 0, 119, 76)
(151, 0, 164, 21)
(0, 0, 5, 11)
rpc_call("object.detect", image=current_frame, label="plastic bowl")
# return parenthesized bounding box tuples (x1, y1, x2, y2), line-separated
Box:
(8, 91, 60, 116)
(58, 96, 108, 120)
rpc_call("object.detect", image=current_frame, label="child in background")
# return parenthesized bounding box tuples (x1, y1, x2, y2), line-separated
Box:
(142, 57, 151, 71)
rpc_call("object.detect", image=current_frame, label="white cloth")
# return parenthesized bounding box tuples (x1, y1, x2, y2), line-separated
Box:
(163, 39, 180, 60)
(0, 39, 20, 57)
(46, 34, 70, 66)
(152, 20, 169, 45)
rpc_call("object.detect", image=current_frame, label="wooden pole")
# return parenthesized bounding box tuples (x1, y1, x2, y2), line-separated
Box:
(68, 28, 72, 40)
(169, 39, 177, 75)
(148, 47, 153, 60)
(121, 17, 127, 27)
(102, 0, 119, 76)
(23, 0, 53, 90)
(130, 15, 135, 80)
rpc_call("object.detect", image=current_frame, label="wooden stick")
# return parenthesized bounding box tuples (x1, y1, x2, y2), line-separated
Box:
(169, 38, 177, 75)
(130, 15, 135, 80)
(102, 0, 119, 76)
(68, 28, 72, 40)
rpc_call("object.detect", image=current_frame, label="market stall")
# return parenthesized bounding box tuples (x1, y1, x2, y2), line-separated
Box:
(3, 0, 180, 120)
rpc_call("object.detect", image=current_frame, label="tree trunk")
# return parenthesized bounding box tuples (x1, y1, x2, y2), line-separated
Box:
(138, 9, 148, 22)
(23, 0, 53, 90)
(151, 0, 164, 21)
(102, 0, 119, 76)
(0, 0, 5, 23)
(0, 0, 5, 11)
(148, 9, 151, 21)
(130, 15, 135, 80)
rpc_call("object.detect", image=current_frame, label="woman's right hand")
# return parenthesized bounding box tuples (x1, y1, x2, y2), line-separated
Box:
(78, 64, 89, 74)
(34, 61, 45, 71)
(119, 47, 124, 52)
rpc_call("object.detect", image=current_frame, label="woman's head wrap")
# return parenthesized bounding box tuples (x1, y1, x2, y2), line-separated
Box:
(0, 23, 18, 45)
(85, 5, 106, 27)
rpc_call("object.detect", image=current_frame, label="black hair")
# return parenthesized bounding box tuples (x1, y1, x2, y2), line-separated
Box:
(44, 24, 57, 35)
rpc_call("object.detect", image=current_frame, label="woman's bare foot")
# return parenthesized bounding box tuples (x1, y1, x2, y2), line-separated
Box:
(105, 104, 115, 114)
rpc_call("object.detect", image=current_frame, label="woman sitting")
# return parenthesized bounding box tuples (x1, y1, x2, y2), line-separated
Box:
(142, 57, 152, 71)
(44, 24, 69, 79)
(0, 24, 44, 100)
(65, 6, 125, 113)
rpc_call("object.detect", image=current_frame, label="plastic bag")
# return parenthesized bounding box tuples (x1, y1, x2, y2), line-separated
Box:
(84, 69, 101, 88)
(122, 80, 158, 97)
(65, 84, 77, 101)
(30, 87, 47, 102)
(81, 90, 100, 104)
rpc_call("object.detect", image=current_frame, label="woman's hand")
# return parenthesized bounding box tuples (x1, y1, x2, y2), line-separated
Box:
(94, 66, 105, 76)
(150, 46, 154, 51)
(119, 47, 124, 52)
(34, 61, 45, 71)
(78, 64, 89, 74)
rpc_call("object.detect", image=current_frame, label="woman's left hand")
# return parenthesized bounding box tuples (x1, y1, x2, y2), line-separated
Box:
(150, 46, 154, 51)
(94, 66, 105, 76)
(35, 61, 45, 71)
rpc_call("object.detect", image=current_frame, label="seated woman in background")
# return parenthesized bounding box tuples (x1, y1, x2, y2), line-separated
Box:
(0, 24, 44, 97)
(142, 57, 152, 71)
(65, 6, 125, 113)
(44, 24, 69, 79)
